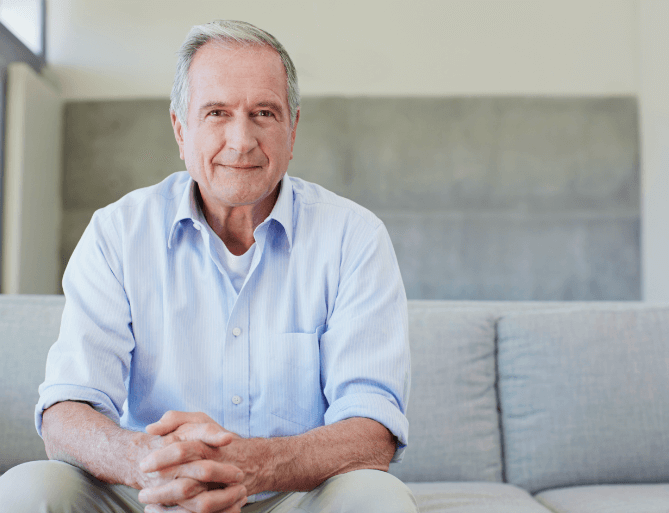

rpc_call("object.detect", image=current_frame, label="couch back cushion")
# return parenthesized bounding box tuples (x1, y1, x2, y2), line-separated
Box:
(0, 295, 65, 474)
(389, 303, 503, 482)
(498, 307, 669, 493)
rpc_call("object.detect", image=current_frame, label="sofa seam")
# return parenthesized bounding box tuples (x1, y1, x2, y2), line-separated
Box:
(493, 313, 507, 484)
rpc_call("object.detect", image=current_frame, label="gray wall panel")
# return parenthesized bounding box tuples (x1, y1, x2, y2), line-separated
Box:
(63, 100, 182, 209)
(61, 96, 640, 300)
(382, 211, 639, 300)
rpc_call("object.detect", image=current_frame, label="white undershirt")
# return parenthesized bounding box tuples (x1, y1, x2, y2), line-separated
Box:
(216, 239, 256, 294)
(194, 197, 257, 294)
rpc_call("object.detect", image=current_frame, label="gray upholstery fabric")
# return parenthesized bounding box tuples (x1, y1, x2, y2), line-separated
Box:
(390, 304, 502, 482)
(498, 307, 669, 493)
(535, 484, 669, 513)
(407, 482, 553, 512)
(0, 295, 65, 474)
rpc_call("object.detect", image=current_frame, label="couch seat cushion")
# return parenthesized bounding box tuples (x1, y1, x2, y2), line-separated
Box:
(390, 305, 502, 482)
(407, 482, 553, 512)
(497, 306, 669, 493)
(535, 484, 669, 513)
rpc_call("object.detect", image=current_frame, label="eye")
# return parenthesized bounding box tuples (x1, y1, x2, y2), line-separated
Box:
(209, 110, 223, 117)
(256, 110, 274, 118)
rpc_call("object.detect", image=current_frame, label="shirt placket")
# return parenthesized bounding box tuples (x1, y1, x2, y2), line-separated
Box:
(219, 223, 271, 438)
(195, 220, 252, 437)
(223, 297, 250, 437)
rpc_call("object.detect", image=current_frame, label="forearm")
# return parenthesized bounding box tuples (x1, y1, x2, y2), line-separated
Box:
(42, 401, 153, 489)
(239, 417, 396, 495)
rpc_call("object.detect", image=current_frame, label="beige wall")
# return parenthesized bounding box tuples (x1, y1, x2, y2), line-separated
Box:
(47, 0, 637, 99)
(639, 0, 669, 301)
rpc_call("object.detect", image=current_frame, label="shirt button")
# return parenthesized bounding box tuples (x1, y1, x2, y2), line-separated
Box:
(193, 223, 201, 230)
(232, 327, 242, 336)
(232, 395, 242, 405)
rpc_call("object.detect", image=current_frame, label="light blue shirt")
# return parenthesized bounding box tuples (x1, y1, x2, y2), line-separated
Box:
(37, 172, 410, 473)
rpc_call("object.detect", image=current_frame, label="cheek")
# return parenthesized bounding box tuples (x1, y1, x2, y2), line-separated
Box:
(196, 130, 227, 157)
(184, 135, 211, 163)
(182, 142, 205, 177)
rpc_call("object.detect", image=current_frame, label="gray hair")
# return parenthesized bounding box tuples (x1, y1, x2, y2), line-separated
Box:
(170, 20, 300, 127)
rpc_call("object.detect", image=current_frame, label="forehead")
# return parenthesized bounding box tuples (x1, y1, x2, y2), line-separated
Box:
(188, 42, 288, 107)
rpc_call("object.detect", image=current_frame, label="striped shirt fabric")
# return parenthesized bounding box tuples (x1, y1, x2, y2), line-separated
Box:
(36, 172, 410, 491)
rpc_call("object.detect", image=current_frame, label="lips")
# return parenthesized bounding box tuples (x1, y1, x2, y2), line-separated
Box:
(217, 163, 263, 170)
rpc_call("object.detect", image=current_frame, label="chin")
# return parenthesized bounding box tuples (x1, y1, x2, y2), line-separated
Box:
(219, 191, 265, 207)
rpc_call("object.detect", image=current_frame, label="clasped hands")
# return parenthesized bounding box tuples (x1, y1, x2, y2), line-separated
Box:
(137, 411, 249, 513)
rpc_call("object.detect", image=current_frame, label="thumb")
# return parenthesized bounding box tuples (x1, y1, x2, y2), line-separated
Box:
(145, 410, 196, 436)
(180, 424, 235, 447)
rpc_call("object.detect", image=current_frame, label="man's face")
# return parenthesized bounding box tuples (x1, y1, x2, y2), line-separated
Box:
(171, 42, 298, 211)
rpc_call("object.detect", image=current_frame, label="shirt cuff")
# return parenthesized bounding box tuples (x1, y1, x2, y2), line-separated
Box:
(324, 392, 409, 463)
(247, 491, 280, 504)
(35, 384, 121, 437)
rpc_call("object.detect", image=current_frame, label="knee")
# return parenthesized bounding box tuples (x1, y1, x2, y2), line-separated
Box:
(0, 460, 94, 513)
(310, 469, 418, 513)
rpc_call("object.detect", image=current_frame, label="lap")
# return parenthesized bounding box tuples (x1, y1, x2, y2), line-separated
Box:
(0, 463, 416, 513)
(0, 460, 143, 513)
(245, 469, 418, 513)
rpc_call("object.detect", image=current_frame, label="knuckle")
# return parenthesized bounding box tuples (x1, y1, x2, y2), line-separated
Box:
(193, 495, 214, 513)
(175, 442, 191, 459)
(155, 469, 172, 483)
(195, 460, 214, 481)
(191, 412, 208, 424)
(180, 478, 202, 498)
(203, 423, 218, 436)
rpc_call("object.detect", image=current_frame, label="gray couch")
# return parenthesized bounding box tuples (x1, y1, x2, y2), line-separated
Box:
(2, 295, 669, 512)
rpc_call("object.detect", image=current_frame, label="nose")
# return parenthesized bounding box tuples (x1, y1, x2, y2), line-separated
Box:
(225, 116, 258, 155)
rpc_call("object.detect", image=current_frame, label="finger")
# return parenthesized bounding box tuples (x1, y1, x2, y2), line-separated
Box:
(147, 411, 215, 436)
(178, 484, 247, 513)
(171, 422, 235, 448)
(141, 460, 243, 489)
(139, 477, 207, 505)
(173, 460, 244, 485)
(140, 441, 209, 473)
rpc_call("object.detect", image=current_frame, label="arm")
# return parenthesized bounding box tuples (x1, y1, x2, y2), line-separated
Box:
(42, 402, 245, 510)
(42, 401, 151, 489)
(139, 414, 395, 505)
(247, 416, 396, 492)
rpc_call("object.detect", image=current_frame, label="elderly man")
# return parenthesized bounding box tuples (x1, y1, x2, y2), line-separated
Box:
(0, 20, 416, 513)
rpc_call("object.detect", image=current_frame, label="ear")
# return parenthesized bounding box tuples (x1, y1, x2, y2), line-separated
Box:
(171, 111, 186, 160)
(289, 109, 300, 160)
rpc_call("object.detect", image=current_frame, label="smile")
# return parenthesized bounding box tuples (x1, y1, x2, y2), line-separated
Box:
(219, 164, 262, 170)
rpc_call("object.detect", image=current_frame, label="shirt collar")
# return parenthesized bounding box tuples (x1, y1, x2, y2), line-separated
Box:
(167, 175, 294, 250)
(267, 174, 294, 250)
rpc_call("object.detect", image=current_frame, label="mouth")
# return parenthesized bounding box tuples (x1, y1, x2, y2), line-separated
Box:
(218, 164, 263, 171)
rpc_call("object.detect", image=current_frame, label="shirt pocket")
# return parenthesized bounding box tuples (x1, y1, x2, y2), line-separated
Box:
(268, 327, 326, 433)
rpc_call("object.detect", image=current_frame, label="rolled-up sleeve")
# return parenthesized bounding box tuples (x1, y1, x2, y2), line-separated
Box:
(321, 222, 410, 462)
(35, 210, 134, 436)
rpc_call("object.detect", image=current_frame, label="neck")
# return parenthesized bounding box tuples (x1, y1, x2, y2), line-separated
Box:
(196, 183, 280, 256)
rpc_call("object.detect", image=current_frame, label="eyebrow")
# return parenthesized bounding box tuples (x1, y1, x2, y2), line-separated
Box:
(256, 101, 284, 116)
(198, 101, 285, 118)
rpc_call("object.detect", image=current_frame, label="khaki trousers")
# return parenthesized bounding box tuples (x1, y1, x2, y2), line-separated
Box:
(0, 461, 418, 512)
